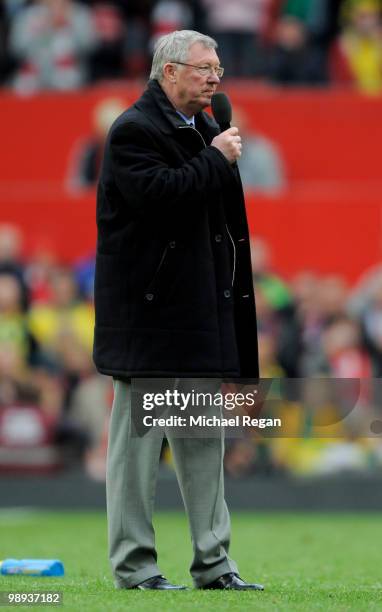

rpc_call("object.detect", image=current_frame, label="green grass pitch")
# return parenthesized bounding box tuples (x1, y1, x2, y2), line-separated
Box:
(1, 511, 382, 611)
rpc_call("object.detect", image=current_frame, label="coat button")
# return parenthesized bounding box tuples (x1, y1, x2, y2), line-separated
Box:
(224, 289, 231, 298)
(169, 241, 176, 248)
(215, 234, 222, 242)
(145, 293, 154, 301)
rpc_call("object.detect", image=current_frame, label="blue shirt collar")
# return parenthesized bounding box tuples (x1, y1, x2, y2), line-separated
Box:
(176, 110, 195, 126)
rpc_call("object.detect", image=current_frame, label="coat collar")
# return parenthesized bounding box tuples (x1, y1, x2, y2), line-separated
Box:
(134, 79, 220, 140)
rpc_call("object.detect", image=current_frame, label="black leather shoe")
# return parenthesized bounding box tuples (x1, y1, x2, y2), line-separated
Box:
(201, 572, 264, 590)
(133, 575, 187, 590)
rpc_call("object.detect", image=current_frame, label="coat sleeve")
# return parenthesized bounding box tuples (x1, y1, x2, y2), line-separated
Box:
(109, 121, 237, 215)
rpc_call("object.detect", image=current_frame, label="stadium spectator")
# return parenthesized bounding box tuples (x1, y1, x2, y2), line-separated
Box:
(28, 266, 94, 362)
(24, 246, 59, 305)
(330, 0, 382, 94)
(87, 2, 126, 82)
(258, 330, 286, 377)
(359, 277, 382, 375)
(251, 238, 292, 310)
(317, 275, 349, 323)
(280, 0, 343, 46)
(0, 341, 32, 406)
(321, 315, 373, 378)
(0, 339, 88, 471)
(80, 0, 152, 76)
(0, 272, 63, 458)
(255, 283, 300, 376)
(292, 271, 326, 375)
(348, 262, 382, 316)
(8, 0, 96, 93)
(74, 254, 95, 302)
(0, 224, 28, 311)
(150, 1, 194, 52)
(266, 14, 327, 84)
(0, 344, 63, 470)
(201, 0, 272, 76)
(277, 0, 342, 71)
(123, 17, 150, 77)
(348, 265, 382, 371)
(293, 274, 367, 377)
(252, 238, 301, 376)
(0, 273, 35, 367)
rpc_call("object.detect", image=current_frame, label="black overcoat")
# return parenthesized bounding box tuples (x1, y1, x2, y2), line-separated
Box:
(93, 79, 259, 379)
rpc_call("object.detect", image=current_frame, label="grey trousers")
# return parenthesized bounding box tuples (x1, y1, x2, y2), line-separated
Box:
(106, 379, 238, 588)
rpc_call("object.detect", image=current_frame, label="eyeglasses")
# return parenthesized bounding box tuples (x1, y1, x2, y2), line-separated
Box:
(171, 62, 224, 78)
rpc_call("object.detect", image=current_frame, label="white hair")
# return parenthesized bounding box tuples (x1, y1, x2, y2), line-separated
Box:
(150, 30, 217, 81)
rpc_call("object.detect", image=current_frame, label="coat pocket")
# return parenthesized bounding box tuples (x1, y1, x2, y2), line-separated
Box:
(143, 241, 178, 304)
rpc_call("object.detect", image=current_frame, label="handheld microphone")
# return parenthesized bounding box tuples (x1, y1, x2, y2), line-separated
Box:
(211, 92, 240, 171)
(211, 92, 232, 133)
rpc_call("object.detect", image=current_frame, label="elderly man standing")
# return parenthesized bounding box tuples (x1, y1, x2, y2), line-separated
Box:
(93, 30, 262, 591)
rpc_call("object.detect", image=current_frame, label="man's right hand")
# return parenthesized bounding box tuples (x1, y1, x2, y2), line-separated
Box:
(211, 127, 242, 164)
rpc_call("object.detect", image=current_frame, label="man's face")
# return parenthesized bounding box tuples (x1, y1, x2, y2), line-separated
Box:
(172, 42, 221, 113)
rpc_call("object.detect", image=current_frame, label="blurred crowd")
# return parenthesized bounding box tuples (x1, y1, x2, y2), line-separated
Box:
(1, 222, 382, 479)
(1, 0, 382, 95)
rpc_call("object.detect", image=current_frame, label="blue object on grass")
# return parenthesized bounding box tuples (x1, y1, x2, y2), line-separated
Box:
(0, 559, 64, 576)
